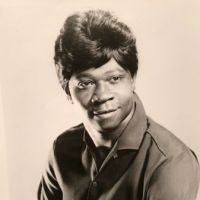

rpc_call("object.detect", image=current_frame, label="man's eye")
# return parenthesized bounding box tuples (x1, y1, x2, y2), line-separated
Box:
(77, 81, 95, 89)
(110, 76, 122, 83)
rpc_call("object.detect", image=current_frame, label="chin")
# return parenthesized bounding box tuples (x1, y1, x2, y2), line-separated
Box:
(94, 120, 121, 133)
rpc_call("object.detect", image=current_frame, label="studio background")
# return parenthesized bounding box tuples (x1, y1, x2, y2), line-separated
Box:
(0, 0, 200, 199)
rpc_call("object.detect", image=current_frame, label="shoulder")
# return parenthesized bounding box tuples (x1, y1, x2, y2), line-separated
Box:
(146, 117, 195, 159)
(56, 123, 85, 141)
(145, 117, 200, 199)
(53, 123, 85, 152)
(44, 124, 86, 184)
(145, 117, 199, 184)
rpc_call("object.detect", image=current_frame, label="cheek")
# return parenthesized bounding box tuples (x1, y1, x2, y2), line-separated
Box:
(118, 92, 134, 107)
(71, 88, 93, 109)
(114, 83, 134, 104)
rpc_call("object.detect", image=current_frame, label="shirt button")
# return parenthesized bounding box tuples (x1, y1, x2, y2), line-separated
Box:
(113, 153, 118, 159)
(92, 181, 97, 187)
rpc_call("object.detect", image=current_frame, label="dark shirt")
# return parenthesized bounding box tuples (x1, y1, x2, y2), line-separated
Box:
(38, 96, 200, 200)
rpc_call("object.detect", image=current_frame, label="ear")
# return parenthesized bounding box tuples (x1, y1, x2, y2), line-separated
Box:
(131, 76, 136, 92)
(67, 94, 73, 104)
(65, 82, 73, 103)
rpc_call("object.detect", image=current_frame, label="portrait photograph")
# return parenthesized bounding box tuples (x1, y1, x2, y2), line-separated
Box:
(0, 0, 200, 199)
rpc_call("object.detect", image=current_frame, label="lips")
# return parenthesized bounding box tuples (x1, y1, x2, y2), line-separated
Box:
(93, 109, 117, 116)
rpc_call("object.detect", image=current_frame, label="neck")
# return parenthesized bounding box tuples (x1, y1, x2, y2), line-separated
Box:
(84, 124, 114, 147)
(84, 102, 135, 148)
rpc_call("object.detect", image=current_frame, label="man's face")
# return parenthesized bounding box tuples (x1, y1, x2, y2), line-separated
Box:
(68, 59, 136, 133)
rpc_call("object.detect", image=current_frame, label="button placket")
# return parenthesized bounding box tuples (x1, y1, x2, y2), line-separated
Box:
(86, 180, 98, 200)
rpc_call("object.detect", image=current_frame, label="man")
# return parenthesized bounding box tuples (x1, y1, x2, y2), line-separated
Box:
(38, 10, 200, 200)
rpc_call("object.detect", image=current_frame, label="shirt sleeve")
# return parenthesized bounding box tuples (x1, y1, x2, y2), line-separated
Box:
(146, 150, 200, 200)
(37, 144, 63, 200)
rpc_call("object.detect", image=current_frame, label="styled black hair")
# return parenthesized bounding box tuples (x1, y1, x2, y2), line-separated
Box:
(54, 10, 138, 94)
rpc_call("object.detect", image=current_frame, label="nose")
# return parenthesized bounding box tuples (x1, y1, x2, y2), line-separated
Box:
(91, 81, 114, 105)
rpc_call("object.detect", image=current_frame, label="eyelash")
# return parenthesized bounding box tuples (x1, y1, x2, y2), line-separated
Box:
(77, 75, 123, 89)
(109, 75, 122, 83)
(77, 81, 95, 89)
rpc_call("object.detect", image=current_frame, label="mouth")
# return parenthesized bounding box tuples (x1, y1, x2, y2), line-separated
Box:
(92, 109, 118, 116)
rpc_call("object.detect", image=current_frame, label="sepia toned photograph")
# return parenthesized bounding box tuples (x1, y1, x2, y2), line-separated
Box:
(1, 0, 200, 199)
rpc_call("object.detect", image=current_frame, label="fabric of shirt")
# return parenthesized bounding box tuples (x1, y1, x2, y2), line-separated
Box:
(38, 95, 200, 200)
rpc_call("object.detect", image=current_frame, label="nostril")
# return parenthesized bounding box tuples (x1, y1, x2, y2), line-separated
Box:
(91, 96, 100, 104)
(109, 96, 114, 101)
(91, 96, 104, 106)
(91, 95, 114, 105)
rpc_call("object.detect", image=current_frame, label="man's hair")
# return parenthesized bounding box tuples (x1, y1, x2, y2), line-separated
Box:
(54, 10, 138, 94)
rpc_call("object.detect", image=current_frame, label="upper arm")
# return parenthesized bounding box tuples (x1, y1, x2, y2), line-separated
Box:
(146, 151, 200, 200)
(37, 145, 62, 200)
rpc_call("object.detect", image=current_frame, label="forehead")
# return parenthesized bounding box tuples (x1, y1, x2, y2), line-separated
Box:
(72, 59, 128, 79)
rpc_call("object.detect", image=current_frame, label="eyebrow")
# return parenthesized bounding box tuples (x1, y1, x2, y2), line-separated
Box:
(75, 73, 93, 79)
(104, 69, 126, 75)
(76, 69, 126, 79)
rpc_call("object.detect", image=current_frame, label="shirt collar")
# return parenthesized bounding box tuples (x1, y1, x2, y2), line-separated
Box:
(116, 93, 148, 150)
